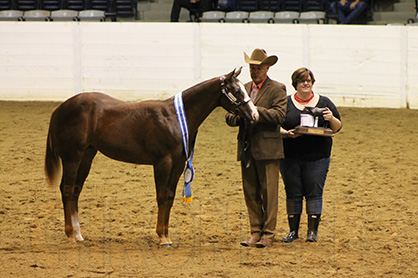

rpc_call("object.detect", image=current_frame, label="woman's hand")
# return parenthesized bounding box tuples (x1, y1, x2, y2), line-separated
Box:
(323, 107, 334, 121)
(323, 107, 342, 133)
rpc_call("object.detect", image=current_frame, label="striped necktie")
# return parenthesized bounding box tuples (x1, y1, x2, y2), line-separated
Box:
(251, 85, 259, 102)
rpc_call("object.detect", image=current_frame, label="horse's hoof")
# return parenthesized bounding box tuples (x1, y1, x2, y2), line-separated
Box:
(160, 243, 173, 248)
(159, 237, 173, 247)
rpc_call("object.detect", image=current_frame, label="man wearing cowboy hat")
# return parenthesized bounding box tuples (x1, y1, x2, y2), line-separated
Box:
(226, 48, 287, 248)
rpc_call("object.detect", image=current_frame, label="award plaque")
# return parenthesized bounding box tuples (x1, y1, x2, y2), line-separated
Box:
(294, 126, 334, 137)
(294, 107, 333, 137)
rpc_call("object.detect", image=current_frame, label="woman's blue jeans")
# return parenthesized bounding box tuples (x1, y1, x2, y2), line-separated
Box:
(280, 157, 330, 215)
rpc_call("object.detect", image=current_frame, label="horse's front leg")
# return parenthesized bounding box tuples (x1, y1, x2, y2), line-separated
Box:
(154, 160, 184, 247)
(156, 196, 175, 247)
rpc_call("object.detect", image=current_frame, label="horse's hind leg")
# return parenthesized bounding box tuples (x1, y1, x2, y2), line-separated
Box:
(72, 147, 98, 241)
(60, 158, 82, 243)
(60, 147, 97, 242)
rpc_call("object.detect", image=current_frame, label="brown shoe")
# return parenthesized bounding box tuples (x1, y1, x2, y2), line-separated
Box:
(240, 234, 260, 247)
(255, 237, 273, 248)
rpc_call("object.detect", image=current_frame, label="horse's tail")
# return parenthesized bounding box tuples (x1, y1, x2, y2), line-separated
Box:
(44, 112, 62, 187)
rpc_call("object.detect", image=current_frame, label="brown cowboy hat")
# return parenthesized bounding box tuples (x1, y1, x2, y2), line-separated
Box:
(244, 48, 278, 66)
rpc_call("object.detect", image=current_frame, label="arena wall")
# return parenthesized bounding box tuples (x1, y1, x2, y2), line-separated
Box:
(0, 22, 417, 108)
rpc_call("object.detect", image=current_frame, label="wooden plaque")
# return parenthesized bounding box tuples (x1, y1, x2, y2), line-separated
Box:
(294, 126, 334, 137)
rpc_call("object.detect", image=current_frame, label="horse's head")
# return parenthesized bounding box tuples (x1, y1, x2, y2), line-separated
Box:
(220, 67, 259, 123)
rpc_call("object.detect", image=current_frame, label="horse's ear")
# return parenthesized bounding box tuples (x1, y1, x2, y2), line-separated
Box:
(233, 66, 242, 78)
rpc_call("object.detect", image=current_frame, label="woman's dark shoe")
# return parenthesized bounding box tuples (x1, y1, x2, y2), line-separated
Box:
(306, 214, 321, 242)
(282, 214, 301, 243)
(306, 230, 318, 242)
(282, 230, 299, 243)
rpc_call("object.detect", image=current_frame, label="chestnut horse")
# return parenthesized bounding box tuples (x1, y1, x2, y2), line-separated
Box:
(44, 68, 259, 246)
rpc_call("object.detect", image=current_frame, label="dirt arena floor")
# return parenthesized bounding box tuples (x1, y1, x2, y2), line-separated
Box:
(1, 100, 418, 277)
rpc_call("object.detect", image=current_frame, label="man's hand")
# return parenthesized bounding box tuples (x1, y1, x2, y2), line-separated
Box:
(350, 0, 360, 9)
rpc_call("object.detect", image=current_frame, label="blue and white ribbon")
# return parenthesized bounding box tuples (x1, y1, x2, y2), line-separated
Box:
(174, 92, 194, 203)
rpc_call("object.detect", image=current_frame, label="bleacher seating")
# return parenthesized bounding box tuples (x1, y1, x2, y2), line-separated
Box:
(237, 0, 258, 12)
(248, 10, 274, 23)
(22, 9, 51, 20)
(195, 0, 336, 24)
(0, 0, 14, 10)
(259, 0, 280, 11)
(224, 10, 248, 22)
(89, 0, 110, 11)
(200, 10, 225, 22)
(50, 8, 77, 20)
(63, 0, 86, 11)
(280, 0, 302, 12)
(0, 0, 120, 21)
(39, 0, 62, 11)
(273, 10, 298, 23)
(114, 0, 137, 19)
(0, 9, 23, 20)
(78, 8, 105, 20)
(0, 0, 374, 24)
(297, 10, 325, 23)
(15, 0, 38, 11)
(303, 0, 326, 12)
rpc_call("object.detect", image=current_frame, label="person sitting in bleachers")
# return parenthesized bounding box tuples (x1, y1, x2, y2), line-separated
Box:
(329, 0, 369, 24)
(170, 0, 214, 22)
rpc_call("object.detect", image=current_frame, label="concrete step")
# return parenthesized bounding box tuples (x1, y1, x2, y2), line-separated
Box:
(394, 2, 417, 12)
(369, 20, 406, 25)
(372, 10, 416, 21)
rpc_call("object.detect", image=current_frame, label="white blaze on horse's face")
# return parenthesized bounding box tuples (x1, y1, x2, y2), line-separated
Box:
(238, 81, 259, 123)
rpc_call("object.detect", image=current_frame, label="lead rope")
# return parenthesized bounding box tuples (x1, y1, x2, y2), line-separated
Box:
(174, 92, 194, 203)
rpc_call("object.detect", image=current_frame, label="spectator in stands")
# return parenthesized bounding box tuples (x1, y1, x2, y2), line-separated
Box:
(330, 0, 369, 24)
(170, 0, 214, 22)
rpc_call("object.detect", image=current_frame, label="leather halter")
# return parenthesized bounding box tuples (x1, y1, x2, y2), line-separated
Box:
(220, 76, 251, 107)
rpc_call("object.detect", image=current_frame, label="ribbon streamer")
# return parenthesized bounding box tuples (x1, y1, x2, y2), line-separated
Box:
(174, 92, 194, 203)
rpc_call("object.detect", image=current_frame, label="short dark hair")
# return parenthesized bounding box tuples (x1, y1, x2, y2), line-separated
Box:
(291, 67, 316, 90)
